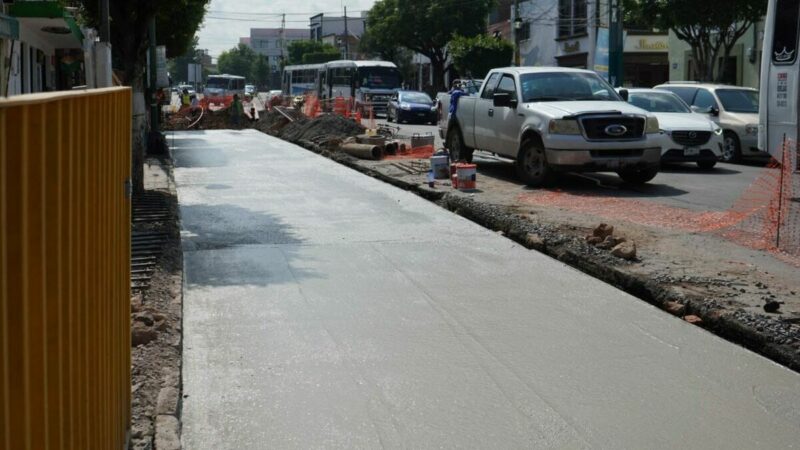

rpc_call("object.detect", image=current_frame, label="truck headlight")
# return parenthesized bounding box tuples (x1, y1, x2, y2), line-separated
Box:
(645, 116, 660, 134)
(745, 124, 758, 136)
(548, 119, 581, 135)
(400, 102, 411, 111)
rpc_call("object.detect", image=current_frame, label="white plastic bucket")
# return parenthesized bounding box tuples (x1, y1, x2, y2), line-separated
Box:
(430, 155, 450, 179)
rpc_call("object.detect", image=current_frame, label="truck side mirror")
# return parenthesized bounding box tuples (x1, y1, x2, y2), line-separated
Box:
(619, 89, 629, 101)
(493, 92, 517, 108)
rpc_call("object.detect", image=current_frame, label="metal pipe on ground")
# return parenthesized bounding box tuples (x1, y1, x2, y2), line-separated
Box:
(340, 143, 384, 160)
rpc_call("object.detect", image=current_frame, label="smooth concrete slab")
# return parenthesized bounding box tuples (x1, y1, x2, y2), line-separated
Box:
(175, 130, 800, 449)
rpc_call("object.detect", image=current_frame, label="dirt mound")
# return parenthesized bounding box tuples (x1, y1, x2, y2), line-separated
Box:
(278, 114, 365, 142)
(163, 108, 255, 131)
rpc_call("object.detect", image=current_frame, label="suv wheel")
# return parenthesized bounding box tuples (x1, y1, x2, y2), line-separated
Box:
(516, 138, 552, 187)
(447, 127, 474, 163)
(721, 131, 742, 163)
(617, 167, 659, 184)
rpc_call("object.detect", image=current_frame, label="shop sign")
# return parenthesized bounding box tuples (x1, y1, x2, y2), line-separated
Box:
(625, 35, 669, 52)
(564, 41, 581, 53)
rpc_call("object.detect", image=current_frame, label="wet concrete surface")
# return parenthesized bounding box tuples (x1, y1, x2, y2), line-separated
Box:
(175, 130, 800, 449)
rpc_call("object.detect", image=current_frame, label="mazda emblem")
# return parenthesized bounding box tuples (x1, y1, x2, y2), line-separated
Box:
(688, 131, 697, 139)
(604, 124, 628, 136)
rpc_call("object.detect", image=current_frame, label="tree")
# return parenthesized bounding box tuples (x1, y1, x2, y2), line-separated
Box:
(168, 36, 201, 84)
(449, 35, 514, 80)
(78, 0, 210, 193)
(251, 55, 270, 89)
(218, 43, 258, 78)
(362, 0, 495, 91)
(637, 0, 766, 82)
(286, 40, 341, 65)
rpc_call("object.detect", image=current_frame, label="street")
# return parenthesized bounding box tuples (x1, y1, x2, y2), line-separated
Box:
(175, 129, 800, 449)
(376, 119, 768, 212)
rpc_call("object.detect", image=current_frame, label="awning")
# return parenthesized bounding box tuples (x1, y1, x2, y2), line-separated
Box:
(0, 13, 19, 40)
(9, 1, 83, 44)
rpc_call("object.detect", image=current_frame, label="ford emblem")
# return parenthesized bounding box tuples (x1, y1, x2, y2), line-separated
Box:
(604, 124, 628, 136)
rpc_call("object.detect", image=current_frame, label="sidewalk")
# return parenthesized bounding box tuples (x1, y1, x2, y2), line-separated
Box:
(174, 130, 800, 449)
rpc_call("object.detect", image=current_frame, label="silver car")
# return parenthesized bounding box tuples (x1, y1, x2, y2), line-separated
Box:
(654, 83, 766, 163)
(625, 89, 723, 170)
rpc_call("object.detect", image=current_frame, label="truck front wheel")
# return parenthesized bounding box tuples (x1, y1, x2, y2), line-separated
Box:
(516, 138, 552, 187)
(447, 127, 474, 163)
(617, 167, 659, 184)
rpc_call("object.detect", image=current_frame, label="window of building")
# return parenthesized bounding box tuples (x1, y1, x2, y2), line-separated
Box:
(558, 0, 587, 38)
(772, 0, 799, 64)
(518, 22, 531, 41)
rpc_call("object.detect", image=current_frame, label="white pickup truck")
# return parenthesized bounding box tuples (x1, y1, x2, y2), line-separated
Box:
(437, 67, 666, 186)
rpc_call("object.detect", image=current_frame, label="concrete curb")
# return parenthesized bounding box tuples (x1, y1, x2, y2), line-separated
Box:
(288, 136, 800, 372)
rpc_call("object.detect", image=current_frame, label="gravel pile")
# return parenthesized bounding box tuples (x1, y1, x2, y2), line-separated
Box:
(278, 114, 365, 142)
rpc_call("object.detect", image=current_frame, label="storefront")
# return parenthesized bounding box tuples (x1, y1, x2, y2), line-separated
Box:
(556, 37, 590, 68)
(623, 34, 669, 87)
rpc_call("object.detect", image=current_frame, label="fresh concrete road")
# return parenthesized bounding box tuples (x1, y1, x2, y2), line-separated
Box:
(174, 129, 800, 449)
(377, 119, 769, 213)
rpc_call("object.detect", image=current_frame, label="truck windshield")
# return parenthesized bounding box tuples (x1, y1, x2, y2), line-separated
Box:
(628, 92, 691, 113)
(716, 89, 759, 113)
(520, 72, 621, 102)
(358, 67, 401, 90)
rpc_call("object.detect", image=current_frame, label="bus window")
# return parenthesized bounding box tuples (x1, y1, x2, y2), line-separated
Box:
(772, 0, 800, 64)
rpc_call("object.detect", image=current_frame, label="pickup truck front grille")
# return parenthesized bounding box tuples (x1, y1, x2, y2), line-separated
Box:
(580, 116, 645, 140)
(670, 130, 712, 147)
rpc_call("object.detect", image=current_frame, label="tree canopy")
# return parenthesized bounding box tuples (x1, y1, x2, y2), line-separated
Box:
(286, 40, 341, 65)
(449, 35, 513, 80)
(218, 44, 259, 78)
(635, 0, 766, 81)
(362, 0, 495, 90)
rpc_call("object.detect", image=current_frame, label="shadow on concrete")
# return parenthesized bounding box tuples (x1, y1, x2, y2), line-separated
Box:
(171, 139, 229, 168)
(474, 158, 691, 198)
(181, 203, 320, 287)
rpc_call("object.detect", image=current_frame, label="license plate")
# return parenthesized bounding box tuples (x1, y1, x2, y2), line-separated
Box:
(417, 113, 426, 117)
(684, 147, 700, 156)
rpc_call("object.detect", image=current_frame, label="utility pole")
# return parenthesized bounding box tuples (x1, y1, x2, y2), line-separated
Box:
(95, 0, 112, 87)
(279, 13, 285, 88)
(99, 0, 110, 42)
(148, 17, 159, 132)
(608, 0, 624, 87)
(514, 0, 521, 66)
(343, 6, 349, 60)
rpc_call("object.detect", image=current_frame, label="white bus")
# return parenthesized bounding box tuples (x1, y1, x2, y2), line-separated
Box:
(321, 60, 401, 114)
(759, 0, 799, 159)
(205, 74, 246, 103)
(282, 60, 402, 114)
(282, 64, 323, 96)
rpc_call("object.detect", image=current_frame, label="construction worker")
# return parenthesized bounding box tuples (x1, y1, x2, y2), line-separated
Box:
(447, 80, 465, 131)
(230, 94, 244, 126)
(181, 88, 191, 109)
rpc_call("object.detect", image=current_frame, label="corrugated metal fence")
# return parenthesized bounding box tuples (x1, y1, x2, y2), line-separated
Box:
(0, 87, 132, 449)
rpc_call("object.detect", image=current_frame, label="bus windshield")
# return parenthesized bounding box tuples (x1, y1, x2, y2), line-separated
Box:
(206, 77, 229, 89)
(716, 89, 759, 113)
(358, 67, 400, 89)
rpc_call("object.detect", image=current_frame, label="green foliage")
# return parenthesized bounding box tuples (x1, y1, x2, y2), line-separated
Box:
(638, 0, 766, 81)
(286, 40, 341, 65)
(302, 50, 342, 64)
(217, 43, 258, 78)
(449, 35, 513, 79)
(362, 0, 496, 89)
(251, 55, 270, 88)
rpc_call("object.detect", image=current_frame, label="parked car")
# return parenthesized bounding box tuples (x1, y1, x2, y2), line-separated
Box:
(653, 83, 766, 163)
(387, 90, 437, 124)
(438, 67, 666, 186)
(624, 89, 723, 169)
(245, 84, 256, 96)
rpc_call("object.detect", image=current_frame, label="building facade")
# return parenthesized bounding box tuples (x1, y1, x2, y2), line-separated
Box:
(510, 0, 668, 87)
(309, 14, 365, 42)
(668, 21, 764, 88)
(244, 28, 307, 70)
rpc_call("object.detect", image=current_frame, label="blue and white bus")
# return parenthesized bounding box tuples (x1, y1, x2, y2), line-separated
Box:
(759, 0, 800, 160)
(282, 60, 402, 115)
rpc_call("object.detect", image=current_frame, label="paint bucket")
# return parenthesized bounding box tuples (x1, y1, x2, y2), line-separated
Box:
(456, 163, 477, 190)
(451, 173, 459, 189)
(430, 155, 450, 179)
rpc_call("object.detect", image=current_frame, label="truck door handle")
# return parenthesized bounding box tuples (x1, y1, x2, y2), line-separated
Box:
(488, 108, 494, 117)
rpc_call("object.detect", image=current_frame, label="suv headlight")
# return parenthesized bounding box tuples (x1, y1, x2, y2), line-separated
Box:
(745, 124, 758, 136)
(645, 116, 660, 134)
(713, 125, 723, 136)
(548, 119, 581, 135)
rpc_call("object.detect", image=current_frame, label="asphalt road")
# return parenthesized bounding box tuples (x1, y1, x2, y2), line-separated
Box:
(376, 119, 769, 213)
(174, 130, 800, 449)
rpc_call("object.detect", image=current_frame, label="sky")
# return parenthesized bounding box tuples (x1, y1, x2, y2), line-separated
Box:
(197, 0, 378, 59)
